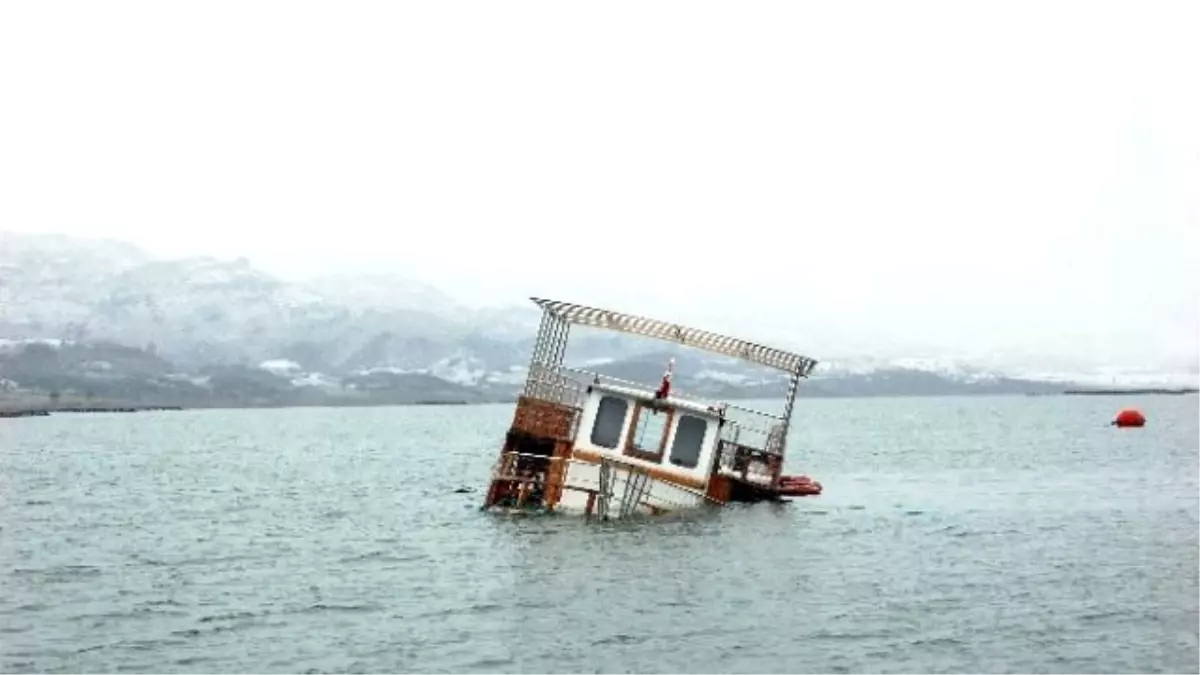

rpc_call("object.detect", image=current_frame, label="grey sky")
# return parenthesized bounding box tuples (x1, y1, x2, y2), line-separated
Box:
(1, 1, 1196, 373)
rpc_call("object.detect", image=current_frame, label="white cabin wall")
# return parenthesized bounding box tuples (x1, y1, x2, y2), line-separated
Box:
(642, 477, 707, 511)
(557, 461, 708, 516)
(573, 389, 635, 456)
(658, 410, 721, 484)
(556, 483, 594, 512)
(572, 387, 723, 488)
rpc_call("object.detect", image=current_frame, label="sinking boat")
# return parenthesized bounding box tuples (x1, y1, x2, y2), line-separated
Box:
(482, 298, 823, 521)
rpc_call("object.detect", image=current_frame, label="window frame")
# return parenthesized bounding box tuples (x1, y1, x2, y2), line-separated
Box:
(623, 401, 674, 463)
(589, 395, 629, 449)
(668, 414, 708, 469)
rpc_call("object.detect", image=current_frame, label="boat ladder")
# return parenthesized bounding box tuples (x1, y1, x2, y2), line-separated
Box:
(593, 457, 653, 521)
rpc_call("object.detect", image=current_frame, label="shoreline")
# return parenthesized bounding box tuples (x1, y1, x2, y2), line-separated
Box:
(0, 405, 185, 418)
(0, 400, 484, 417)
(4, 389, 1197, 419)
(1063, 388, 1199, 396)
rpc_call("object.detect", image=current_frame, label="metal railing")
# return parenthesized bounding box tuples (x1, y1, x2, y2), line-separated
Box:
(523, 362, 586, 410)
(518, 299, 812, 472)
(556, 364, 781, 437)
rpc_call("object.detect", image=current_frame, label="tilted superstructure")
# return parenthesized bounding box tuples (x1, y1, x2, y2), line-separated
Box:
(483, 297, 823, 519)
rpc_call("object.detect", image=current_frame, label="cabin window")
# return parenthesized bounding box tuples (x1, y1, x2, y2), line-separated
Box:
(625, 403, 672, 462)
(590, 396, 628, 449)
(669, 415, 707, 469)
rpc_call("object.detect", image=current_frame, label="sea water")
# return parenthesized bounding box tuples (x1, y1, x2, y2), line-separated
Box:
(2, 395, 1197, 673)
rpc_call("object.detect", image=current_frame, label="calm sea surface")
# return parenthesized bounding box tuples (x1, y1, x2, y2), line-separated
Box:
(2, 395, 1197, 674)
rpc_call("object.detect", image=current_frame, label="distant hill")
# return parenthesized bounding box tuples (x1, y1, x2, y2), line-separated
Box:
(0, 231, 1139, 409)
(0, 337, 1076, 412)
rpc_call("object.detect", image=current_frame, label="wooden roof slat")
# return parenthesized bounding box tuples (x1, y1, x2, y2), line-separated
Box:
(530, 297, 818, 376)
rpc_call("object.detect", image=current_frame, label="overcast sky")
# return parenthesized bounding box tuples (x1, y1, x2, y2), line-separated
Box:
(1, 1, 1196, 372)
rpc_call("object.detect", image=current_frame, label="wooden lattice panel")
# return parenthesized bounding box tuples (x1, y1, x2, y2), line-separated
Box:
(543, 439, 574, 509)
(530, 297, 818, 375)
(510, 396, 579, 440)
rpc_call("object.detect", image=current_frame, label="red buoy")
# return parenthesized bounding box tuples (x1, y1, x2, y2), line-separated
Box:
(1112, 409, 1146, 428)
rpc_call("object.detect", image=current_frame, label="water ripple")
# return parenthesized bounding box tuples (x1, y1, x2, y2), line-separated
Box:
(1, 398, 1197, 673)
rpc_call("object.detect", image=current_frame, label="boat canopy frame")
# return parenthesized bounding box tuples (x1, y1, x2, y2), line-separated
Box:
(521, 297, 818, 464)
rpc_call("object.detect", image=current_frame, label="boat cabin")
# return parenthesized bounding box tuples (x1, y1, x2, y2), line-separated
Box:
(482, 297, 822, 519)
(573, 381, 725, 487)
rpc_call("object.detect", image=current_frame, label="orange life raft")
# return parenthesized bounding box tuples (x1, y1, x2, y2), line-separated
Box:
(777, 474, 823, 496)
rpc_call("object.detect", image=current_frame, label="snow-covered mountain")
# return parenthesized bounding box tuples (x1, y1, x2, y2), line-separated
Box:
(814, 356, 1005, 383)
(0, 232, 149, 333)
(0, 232, 504, 370)
(2, 231, 1193, 406)
(291, 273, 470, 318)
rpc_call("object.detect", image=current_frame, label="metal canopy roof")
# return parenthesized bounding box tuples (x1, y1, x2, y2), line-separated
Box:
(530, 297, 818, 376)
